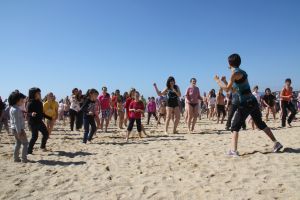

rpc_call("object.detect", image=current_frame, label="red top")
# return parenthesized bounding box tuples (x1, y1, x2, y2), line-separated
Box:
(125, 97, 133, 117)
(281, 87, 292, 102)
(111, 95, 117, 109)
(129, 100, 145, 119)
(98, 93, 111, 110)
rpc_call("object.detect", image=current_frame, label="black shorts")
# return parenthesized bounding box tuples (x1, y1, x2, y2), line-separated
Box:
(217, 104, 226, 117)
(231, 98, 267, 132)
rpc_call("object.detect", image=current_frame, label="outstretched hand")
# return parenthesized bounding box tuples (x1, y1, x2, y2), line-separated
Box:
(221, 76, 227, 82)
(214, 75, 220, 81)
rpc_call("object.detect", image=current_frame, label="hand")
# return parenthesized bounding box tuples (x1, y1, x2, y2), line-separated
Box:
(214, 75, 220, 81)
(221, 76, 227, 82)
(88, 111, 94, 115)
(32, 112, 37, 117)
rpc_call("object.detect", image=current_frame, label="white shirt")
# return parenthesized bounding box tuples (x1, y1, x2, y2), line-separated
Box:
(252, 91, 261, 103)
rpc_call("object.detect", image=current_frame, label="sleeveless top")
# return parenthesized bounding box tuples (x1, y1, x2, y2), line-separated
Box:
(232, 68, 254, 104)
(281, 87, 292, 102)
(167, 89, 179, 107)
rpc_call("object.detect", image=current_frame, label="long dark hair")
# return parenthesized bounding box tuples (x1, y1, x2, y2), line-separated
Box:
(209, 89, 216, 98)
(28, 87, 41, 101)
(166, 76, 178, 91)
(84, 89, 99, 100)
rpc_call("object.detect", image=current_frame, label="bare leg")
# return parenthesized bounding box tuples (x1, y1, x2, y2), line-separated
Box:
(272, 107, 276, 120)
(165, 107, 173, 134)
(266, 108, 270, 121)
(173, 107, 181, 134)
(191, 105, 199, 131)
(263, 127, 277, 142)
(105, 119, 109, 132)
(221, 114, 225, 124)
(138, 132, 142, 139)
(187, 105, 192, 132)
(125, 131, 130, 142)
(232, 131, 239, 152)
(100, 118, 104, 130)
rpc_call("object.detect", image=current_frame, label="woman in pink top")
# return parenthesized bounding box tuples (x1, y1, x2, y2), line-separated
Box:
(98, 86, 112, 132)
(185, 78, 202, 133)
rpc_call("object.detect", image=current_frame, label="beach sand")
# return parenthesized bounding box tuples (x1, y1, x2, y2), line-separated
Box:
(0, 115, 299, 200)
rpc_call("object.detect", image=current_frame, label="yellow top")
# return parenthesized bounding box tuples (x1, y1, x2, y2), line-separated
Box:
(43, 100, 58, 119)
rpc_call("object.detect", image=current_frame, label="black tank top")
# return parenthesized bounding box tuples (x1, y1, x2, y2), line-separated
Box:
(167, 89, 179, 108)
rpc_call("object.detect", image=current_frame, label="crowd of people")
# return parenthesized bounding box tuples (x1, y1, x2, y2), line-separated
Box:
(0, 54, 299, 162)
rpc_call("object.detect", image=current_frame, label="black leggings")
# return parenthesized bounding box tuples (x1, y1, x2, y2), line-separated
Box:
(147, 112, 158, 124)
(127, 118, 142, 132)
(226, 104, 246, 129)
(281, 101, 297, 127)
(28, 122, 49, 154)
(69, 109, 82, 131)
(231, 99, 267, 132)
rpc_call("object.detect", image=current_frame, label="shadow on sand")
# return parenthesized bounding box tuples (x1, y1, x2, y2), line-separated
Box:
(48, 151, 95, 158)
(240, 147, 300, 156)
(37, 160, 86, 166)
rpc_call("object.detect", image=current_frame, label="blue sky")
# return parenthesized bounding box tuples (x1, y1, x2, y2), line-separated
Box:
(0, 0, 299, 100)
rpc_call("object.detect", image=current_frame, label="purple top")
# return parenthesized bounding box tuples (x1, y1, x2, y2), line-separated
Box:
(185, 86, 201, 104)
(147, 101, 157, 113)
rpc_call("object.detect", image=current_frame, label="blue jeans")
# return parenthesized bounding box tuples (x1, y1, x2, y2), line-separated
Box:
(83, 115, 97, 143)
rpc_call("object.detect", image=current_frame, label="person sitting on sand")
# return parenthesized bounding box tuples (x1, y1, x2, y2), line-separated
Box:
(214, 53, 283, 156)
(125, 91, 145, 142)
(154, 76, 181, 134)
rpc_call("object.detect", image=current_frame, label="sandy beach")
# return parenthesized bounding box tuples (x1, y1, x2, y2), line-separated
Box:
(0, 115, 299, 200)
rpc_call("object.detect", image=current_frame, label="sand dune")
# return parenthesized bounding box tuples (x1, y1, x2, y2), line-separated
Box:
(0, 115, 299, 200)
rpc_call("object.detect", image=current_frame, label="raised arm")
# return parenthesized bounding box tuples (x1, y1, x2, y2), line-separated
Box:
(153, 83, 168, 96)
(214, 73, 240, 92)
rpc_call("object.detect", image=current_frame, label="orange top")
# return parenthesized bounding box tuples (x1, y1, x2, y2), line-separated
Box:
(281, 87, 292, 101)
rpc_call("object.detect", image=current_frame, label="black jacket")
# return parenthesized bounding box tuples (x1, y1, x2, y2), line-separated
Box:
(27, 100, 52, 125)
(80, 99, 96, 116)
